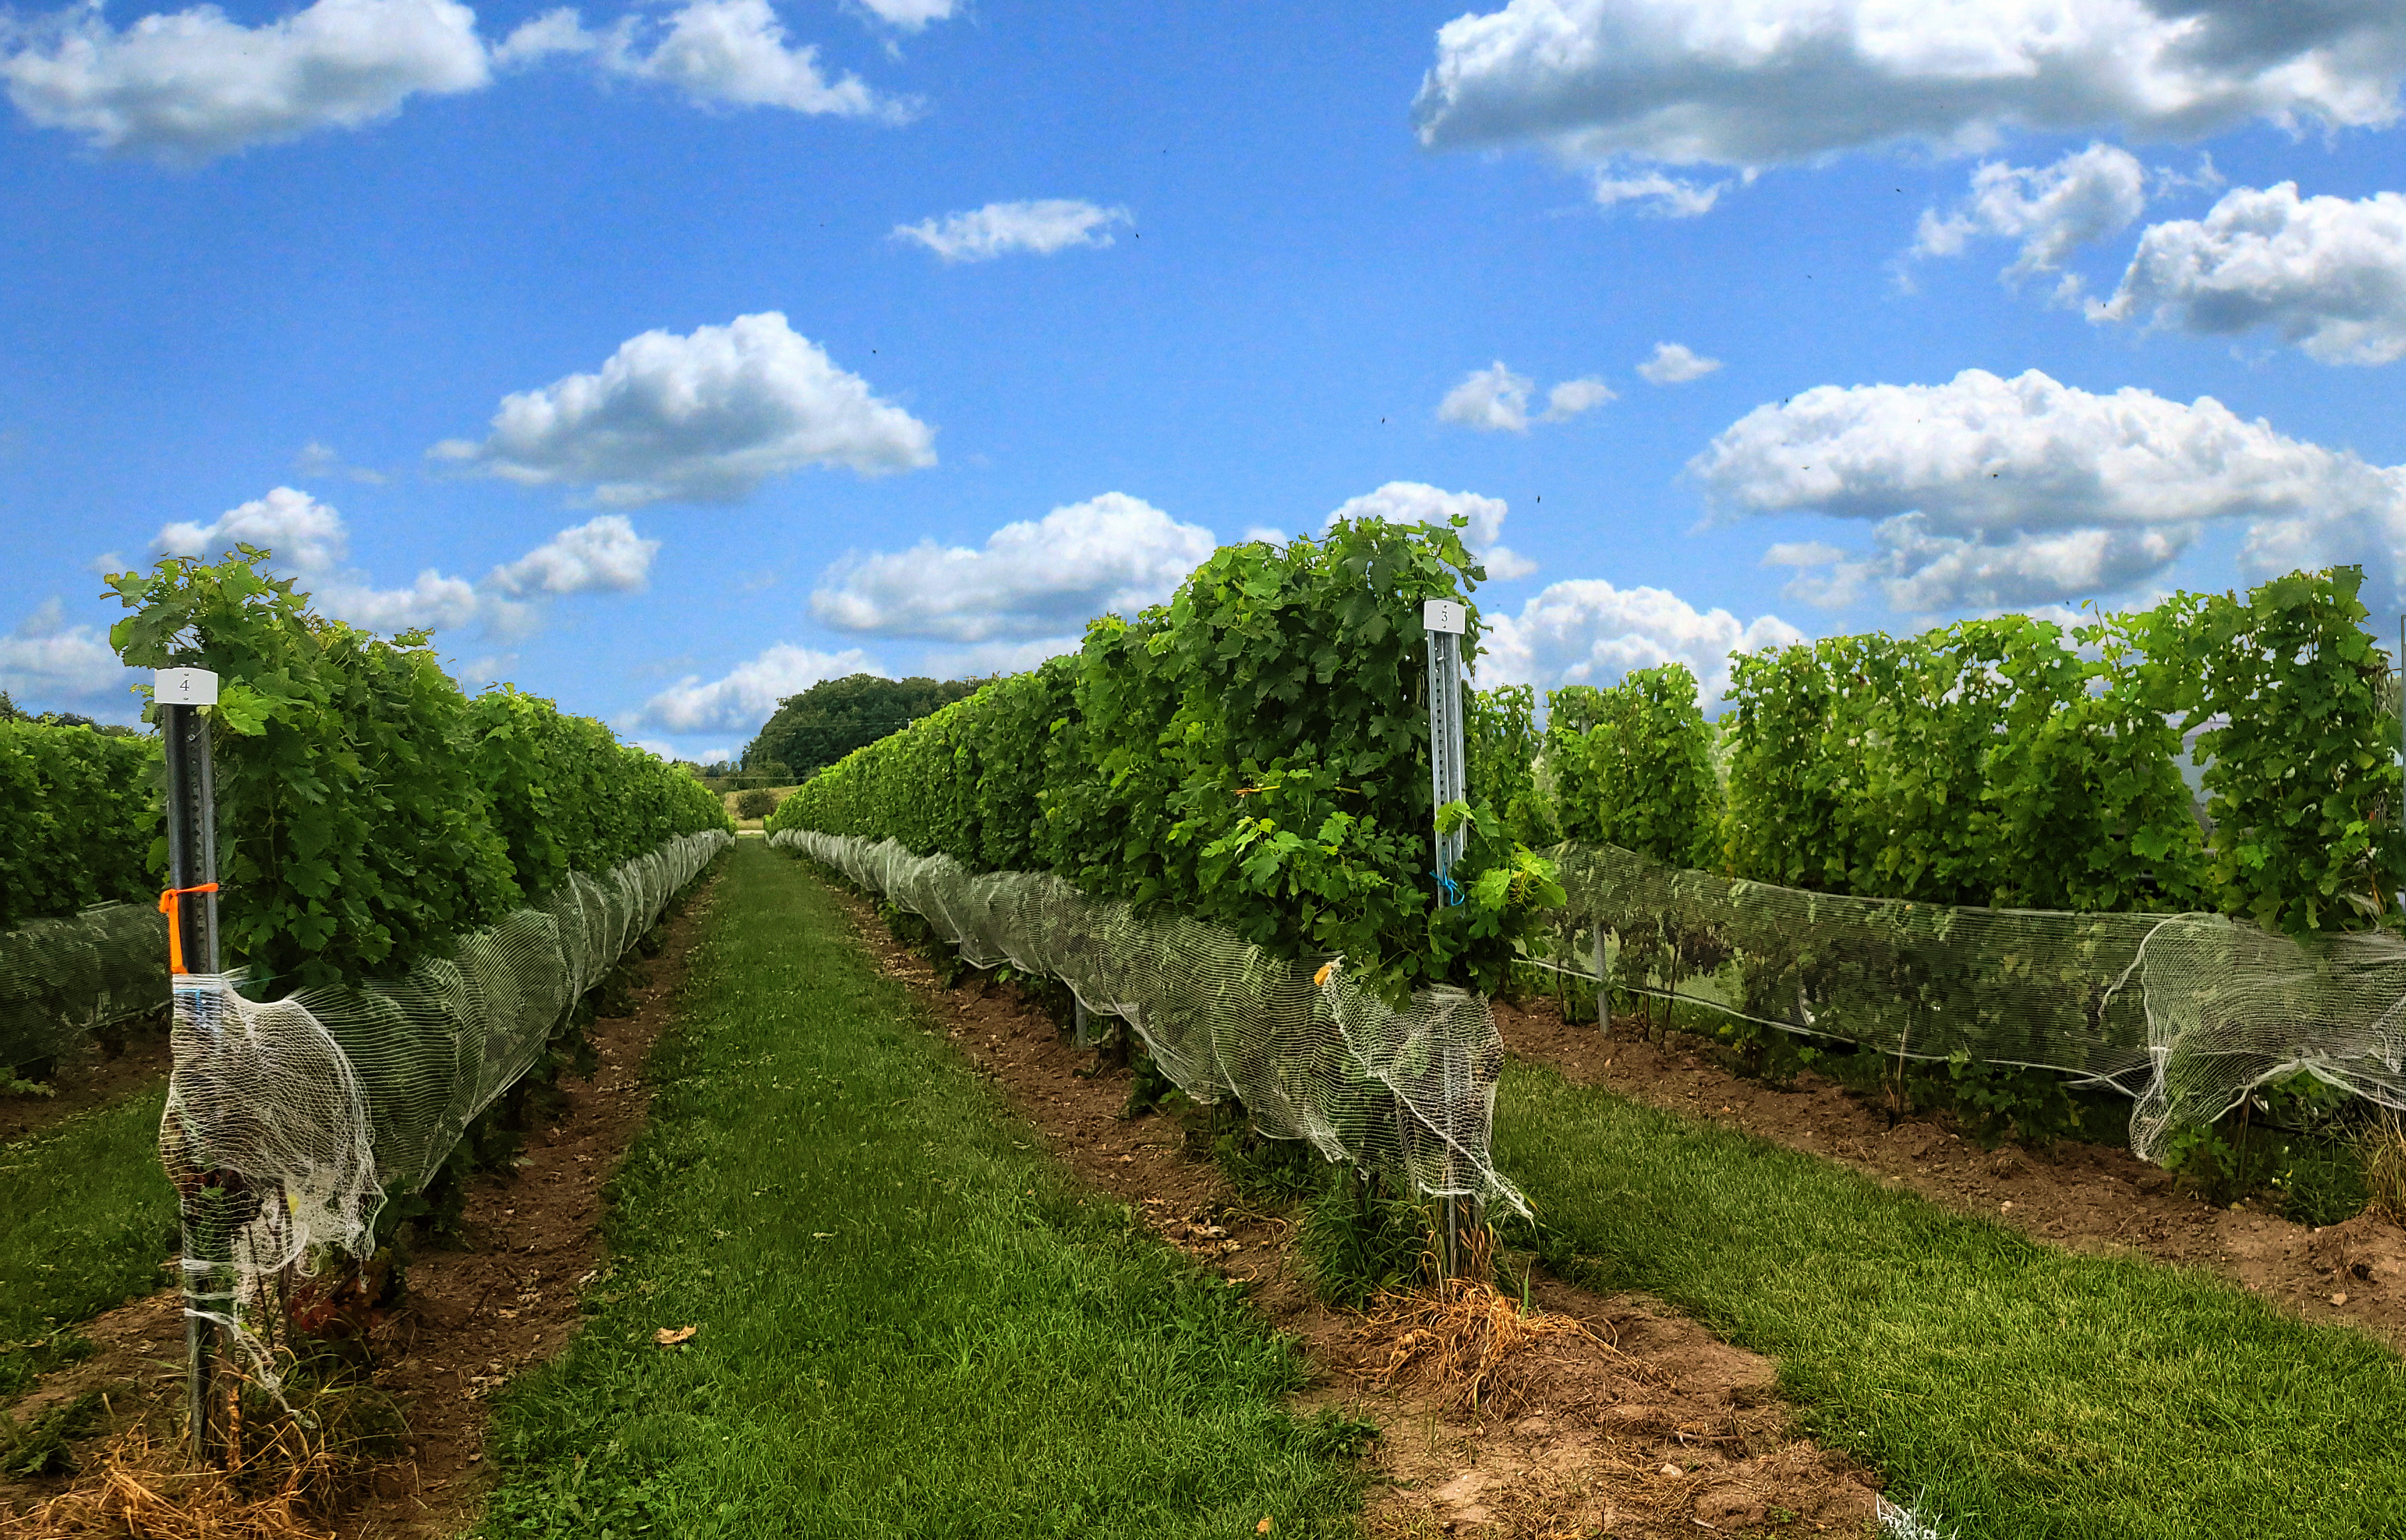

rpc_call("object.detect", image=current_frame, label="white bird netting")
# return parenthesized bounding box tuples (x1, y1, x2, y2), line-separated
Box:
(1543, 841, 2406, 1162)
(772, 828, 1528, 1217)
(164, 829, 730, 1391)
(1, 902, 169, 1072)
(2124, 918, 2406, 1162)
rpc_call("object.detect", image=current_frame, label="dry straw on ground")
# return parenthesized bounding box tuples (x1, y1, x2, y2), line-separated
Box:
(1, 1368, 397, 1540)
(1353, 1277, 1637, 1417)
(0, 1422, 337, 1540)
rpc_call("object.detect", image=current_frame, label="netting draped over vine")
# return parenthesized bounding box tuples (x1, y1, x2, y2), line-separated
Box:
(776, 829, 1528, 1217)
(1, 903, 169, 1072)
(162, 829, 730, 1390)
(2123, 921, 2406, 1162)
(1543, 841, 2406, 1162)
(306, 830, 731, 1195)
(163, 973, 376, 1389)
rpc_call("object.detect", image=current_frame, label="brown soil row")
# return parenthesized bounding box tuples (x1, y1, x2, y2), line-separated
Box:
(827, 886, 1886, 1540)
(0, 872, 721, 1539)
(1493, 996, 2406, 1351)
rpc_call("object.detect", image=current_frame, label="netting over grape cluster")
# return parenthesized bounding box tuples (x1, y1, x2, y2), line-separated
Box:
(162, 829, 730, 1392)
(1, 902, 169, 1072)
(773, 828, 1528, 1217)
(1542, 841, 2406, 1161)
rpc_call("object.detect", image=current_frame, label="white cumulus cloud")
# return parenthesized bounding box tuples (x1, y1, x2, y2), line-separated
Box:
(156, 488, 659, 636)
(1480, 579, 1803, 705)
(1414, 1, 2406, 173)
(490, 6, 591, 64)
(894, 199, 1131, 262)
(321, 569, 484, 633)
(160, 489, 481, 632)
(911, 636, 1086, 680)
(1913, 143, 2150, 295)
(1, 0, 489, 160)
(158, 484, 349, 571)
(1325, 482, 1538, 581)
(2094, 182, 2406, 364)
(852, 0, 956, 31)
(1589, 167, 1724, 217)
(1773, 516, 2198, 613)
(1636, 341, 1721, 385)
(1439, 361, 1611, 432)
(634, 641, 881, 734)
(813, 492, 1215, 643)
(432, 312, 935, 506)
(592, 0, 909, 117)
(1544, 377, 1615, 419)
(486, 514, 660, 596)
(0, 597, 132, 711)
(1690, 367, 2406, 611)
(293, 440, 390, 484)
(1439, 362, 1534, 433)
(0, 0, 913, 158)
(1761, 540, 1843, 569)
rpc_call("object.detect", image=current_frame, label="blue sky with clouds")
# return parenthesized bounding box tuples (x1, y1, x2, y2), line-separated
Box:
(5, 0, 2405, 761)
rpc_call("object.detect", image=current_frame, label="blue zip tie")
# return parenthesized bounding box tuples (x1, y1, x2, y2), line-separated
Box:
(1430, 868, 1464, 908)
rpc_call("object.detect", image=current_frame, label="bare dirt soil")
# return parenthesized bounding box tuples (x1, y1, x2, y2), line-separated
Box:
(0, 872, 720, 1539)
(1492, 995, 2406, 1353)
(829, 886, 1886, 1540)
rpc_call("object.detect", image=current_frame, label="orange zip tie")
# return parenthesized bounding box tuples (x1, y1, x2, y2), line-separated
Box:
(159, 883, 220, 976)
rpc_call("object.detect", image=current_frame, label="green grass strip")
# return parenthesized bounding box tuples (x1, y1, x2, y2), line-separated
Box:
(1496, 1061, 2406, 1539)
(0, 1086, 178, 1392)
(482, 841, 1364, 1539)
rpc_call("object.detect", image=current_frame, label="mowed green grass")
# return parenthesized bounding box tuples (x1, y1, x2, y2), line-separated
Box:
(481, 840, 1365, 1539)
(1496, 1061, 2406, 1540)
(0, 1086, 178, 1390)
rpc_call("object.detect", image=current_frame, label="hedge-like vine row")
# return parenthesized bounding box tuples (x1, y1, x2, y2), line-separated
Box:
(0, 721, 159, 931)
(103, 548, 731, 994)
(1522, 565, 2399, 937)
(771, 518, 1563, 1001)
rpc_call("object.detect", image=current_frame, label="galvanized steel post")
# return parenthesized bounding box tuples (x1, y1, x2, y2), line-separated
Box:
(158, 667, 228, 1464)
(1423, 600, 1469, 1278)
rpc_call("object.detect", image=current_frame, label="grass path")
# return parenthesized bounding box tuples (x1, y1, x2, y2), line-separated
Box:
(0, 1086, 176, 1395)
(480, 840, 1365, 1539)
(1496, 1062, 2406, 1540)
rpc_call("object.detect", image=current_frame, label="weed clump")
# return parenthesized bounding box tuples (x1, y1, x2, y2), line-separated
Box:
(2360, 1111, 2406, 1226)
(1298, 1171, 1436, 1309)
(0, 1391, 107, 1478)
(1121, 1047, 1184, 1120)
(1209, 1119, 1324, 1204)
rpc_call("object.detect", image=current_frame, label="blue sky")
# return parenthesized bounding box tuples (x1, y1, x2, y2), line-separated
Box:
(4, 0, 2405, 760)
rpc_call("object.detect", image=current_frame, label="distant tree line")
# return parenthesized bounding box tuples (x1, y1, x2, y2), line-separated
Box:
(740, 673, 981, 783)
